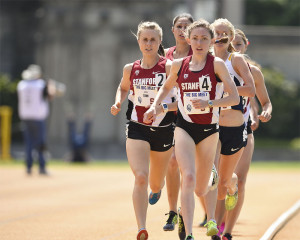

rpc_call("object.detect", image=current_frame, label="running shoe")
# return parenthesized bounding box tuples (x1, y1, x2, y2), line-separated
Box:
(185, 235, 194, 240)
(222, 233, 232, 240)
(137, 228, 148, 240)
(219, 222, 225, 235)
(149, 190, 161, 205)
(163, 210, 178, 231)
(204, 220, 219, 236)
(211, 235, 221, 240)
(178, 208, 186, 240)
(209, 164, 219, 191)
(225, 190, 238, 211)
(199, 214, 207, 227)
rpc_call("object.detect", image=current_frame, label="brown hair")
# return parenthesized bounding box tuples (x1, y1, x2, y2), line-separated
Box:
(173, 13, 194, 26)
(185, 18, 214, 39)
(235, 29, 249, 46)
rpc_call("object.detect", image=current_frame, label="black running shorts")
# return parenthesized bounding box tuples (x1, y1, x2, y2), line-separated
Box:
(126, 121, 174, 152)
(176, 111, 219, 145)
(246, 117, 253, 135)
(219, 124, 247, 155)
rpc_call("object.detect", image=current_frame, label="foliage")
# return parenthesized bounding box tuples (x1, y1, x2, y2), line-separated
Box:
(246, 0, 300, 26)
(0, 74, 21, 139)
(254, 67, 300, 140)
(291, 137, 300, 150)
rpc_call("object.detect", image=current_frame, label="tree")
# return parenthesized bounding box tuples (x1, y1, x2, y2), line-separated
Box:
(246, 0, 300, 26)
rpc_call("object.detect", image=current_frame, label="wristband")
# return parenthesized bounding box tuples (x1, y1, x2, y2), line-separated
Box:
(162, 103, 168, 113)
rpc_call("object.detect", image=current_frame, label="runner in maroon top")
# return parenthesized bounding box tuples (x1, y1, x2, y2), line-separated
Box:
(111, 21, 177, 240)
(144, 19, 239, 240)
(162, 13, 194, 236)
(128, 56, 176, 126)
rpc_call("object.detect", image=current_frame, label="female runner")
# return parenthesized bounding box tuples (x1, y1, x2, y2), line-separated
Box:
(111, 21, 177, 240)
(144, 19, 239, 240)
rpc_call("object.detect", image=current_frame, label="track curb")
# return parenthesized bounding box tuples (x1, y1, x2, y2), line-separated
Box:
(260, 199, 300, 240)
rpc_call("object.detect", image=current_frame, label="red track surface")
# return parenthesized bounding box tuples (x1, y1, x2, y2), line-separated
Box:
(0, 165, 299, 240)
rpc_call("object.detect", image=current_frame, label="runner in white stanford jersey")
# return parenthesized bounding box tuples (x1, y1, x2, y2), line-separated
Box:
(144, 19, 239, 239)
(210, 19, 256, 240)
(214, 28, 272, 240)
(110, 21, 177, 240)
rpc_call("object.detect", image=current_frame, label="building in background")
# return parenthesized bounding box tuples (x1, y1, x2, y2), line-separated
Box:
(0, 0, 299, 158)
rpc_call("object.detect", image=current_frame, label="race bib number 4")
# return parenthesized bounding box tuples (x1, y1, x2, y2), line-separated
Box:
(183, 91, 210, 114)
(134, 85, 157, 107)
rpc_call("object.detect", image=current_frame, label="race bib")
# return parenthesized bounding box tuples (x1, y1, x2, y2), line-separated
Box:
(183, 91, 210, 114)
(242, 96, 249, 110)
(221, 92, 232, 110)
(134, 85, 157, 107)
(155, 73, 166, 87)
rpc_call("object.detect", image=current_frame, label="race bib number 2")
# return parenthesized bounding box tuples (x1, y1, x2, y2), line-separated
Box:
(133, 73, 166, 107)
(155, 73, 166, 87)
(183, 91, 210, 114)
(134, 85, 157, 107)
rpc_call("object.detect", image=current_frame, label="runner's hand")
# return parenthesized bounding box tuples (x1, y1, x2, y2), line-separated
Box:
(111, 102, 121, 116)
(191, 99, 208, 109)
(143, 106, 156, 124)
(258, 111, 272, 122)
(251, 118, 259, 131)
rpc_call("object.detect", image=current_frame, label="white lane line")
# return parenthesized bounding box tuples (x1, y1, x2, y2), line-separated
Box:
(260, 199, 300, 240)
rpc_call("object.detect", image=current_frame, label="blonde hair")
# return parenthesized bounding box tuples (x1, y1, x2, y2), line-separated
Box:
(135, 21, 165, 56)
(136, 21, 163, 41)
(211, 18, 235, 53)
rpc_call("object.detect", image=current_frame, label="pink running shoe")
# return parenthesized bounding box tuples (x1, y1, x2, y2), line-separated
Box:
(219, 222, 225, 236)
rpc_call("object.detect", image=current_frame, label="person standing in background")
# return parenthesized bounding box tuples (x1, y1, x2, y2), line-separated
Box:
(66, 114, 92, 163)
(17, 64, 56, 175)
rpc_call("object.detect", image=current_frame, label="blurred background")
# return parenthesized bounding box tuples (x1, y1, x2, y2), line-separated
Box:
(0, 0, 299, 161)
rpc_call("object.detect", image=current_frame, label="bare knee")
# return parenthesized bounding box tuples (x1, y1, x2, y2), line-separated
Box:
(134, 172, 148, 188)
(182, 172, 195, 190)
(168, 156, 178, 170)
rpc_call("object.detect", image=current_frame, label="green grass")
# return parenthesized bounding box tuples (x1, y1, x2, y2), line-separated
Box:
(255, 138, 290, 149)
(1, 159, 299, 171)
(255, 138, 300, 150)
(250, 161, 300, 171)
(0, 159, 130, 169)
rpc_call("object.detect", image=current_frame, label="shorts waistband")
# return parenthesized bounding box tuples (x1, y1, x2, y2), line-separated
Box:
(129, 120, 172, 128)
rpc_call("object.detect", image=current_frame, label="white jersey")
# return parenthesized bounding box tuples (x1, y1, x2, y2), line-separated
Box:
(128, 57, 176, 127)
(17, 79, 49, 120)
(222, 53, 244, 112)
(243, 98, 251, 123)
